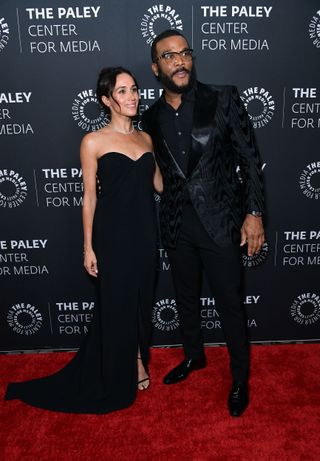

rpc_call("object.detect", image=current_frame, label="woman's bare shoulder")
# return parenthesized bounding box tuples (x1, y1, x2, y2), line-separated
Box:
(81, 127, 110, 152)
(138, 130, 153, 149)
(139, 129, 152, 141)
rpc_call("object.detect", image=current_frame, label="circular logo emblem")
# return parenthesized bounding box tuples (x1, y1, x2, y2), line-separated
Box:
(241, 87, 275, 128)
(0, 17, 9, 52)
(0, 169, 28, 208)
(152, 298, 179, 331)
(242, 242, 268, 268)
(140, 4, 183, 45)
(309, 10, 320, 48)
(72, 89, 108, 131)
(7, 303, 43, 335)
(290, 293, 320, 326)
(299, 162, 320, 200)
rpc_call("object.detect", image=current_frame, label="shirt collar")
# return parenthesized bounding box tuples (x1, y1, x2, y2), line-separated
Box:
(160, 81, 197, 106)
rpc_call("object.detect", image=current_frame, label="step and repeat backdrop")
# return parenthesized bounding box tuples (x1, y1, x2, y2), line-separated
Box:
(0, 0, 319, 352)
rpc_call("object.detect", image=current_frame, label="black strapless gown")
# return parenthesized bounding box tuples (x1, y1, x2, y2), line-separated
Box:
(5, 152, 157, 413)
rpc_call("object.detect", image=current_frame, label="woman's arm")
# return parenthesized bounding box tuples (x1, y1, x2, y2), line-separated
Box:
(153, 160, 163, 194)
(139, 130, 163, 193)
(80, 134, 99, 277)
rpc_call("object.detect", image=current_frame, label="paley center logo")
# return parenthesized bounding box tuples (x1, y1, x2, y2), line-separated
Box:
(309, 10, 320, 48)
(0, 169, 28, 208)
(299, 161, 320, 200)
(72, 89, 108, 131)
(0, 16, 9, 52)
(152, 298, 179, 331)
(241, 87, 275, 128)
(7, 302, 43, 335)
(290, 293, 320, 326)
(242, 242, 268, 267)
(141, 4, 183, 45)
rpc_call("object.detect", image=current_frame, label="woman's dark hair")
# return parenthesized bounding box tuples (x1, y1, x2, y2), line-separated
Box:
(96, 66, 139, 113)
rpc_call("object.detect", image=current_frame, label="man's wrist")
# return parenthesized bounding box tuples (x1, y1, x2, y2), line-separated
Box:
(248, 211, 262, 218)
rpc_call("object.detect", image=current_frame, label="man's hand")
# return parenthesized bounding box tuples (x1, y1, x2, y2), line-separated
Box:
(240, 214, 265, 256)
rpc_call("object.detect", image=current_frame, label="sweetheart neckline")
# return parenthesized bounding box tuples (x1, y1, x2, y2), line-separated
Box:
(97, 152, 153, 163)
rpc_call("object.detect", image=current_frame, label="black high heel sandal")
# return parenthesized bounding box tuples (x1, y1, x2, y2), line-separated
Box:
(137, 357, 150, 390)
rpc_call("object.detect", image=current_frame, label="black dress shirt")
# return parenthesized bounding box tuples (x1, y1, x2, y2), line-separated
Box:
(157, 86, 195, 176)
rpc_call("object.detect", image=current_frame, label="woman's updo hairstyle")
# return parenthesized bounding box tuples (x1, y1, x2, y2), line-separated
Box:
(96, 66, 139, 114)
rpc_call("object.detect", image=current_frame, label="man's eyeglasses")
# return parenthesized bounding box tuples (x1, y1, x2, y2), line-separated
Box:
(155, 48, 193, 63)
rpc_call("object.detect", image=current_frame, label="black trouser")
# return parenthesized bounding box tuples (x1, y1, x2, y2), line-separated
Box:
(167, 203, 249, 383)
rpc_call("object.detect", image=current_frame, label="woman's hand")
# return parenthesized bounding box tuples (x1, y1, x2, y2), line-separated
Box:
(84, 248, 98, 277)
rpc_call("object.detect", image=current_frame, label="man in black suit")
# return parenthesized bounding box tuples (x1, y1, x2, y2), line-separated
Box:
(142, 30, 265, 417)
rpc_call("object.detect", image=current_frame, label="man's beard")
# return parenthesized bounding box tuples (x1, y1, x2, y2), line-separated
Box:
(157, 65, 196, 94)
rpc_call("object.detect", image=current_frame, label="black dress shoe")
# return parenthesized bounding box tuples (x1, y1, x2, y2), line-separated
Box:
(163, 356, 207, 384)
(228, 381, 249, 417)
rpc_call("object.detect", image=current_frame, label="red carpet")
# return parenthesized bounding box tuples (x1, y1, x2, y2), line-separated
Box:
(1, 344, 320, 461)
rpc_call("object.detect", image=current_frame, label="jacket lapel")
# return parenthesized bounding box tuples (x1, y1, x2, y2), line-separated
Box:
(187, 82, 218, 177)
(144, 82, 218, 179)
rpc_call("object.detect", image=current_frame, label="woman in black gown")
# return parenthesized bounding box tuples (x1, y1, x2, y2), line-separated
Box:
(5, 67, 163, 413)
